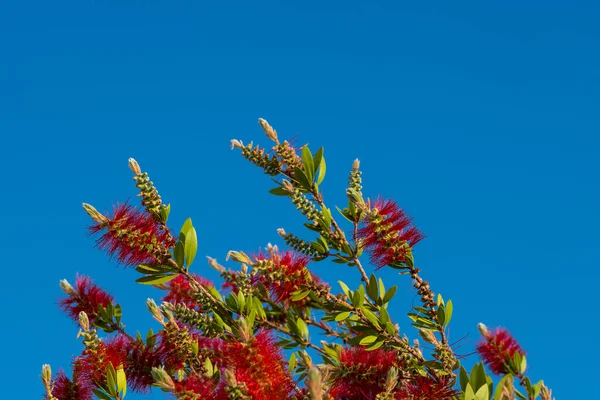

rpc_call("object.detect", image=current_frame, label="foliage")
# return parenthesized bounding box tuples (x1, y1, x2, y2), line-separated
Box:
(41, 119, 553, 400)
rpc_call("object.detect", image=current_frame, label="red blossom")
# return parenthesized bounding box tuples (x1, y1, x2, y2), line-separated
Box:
(329, 347, 398, 400)
(162, 274, 213, 310)
(476, 327, 525, 375)
(174, 373, 224, 399)
(222, 330, 296, 400)
(89, 204, 174, 267)
(77, 334, 132, 385)
(396, 375, 458, 400)
(48, 369, 93, 400)
(253, 250, 320, 305)
(125, 339, 162, 394)
(358, 199, 425, 269)
(59, 275, 114, 324)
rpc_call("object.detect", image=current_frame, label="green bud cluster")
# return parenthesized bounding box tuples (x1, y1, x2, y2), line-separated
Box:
(288, 187, 322, 222)
(167, 303, 223, 337)
(133, 172, 163, 217)
(239, 143, 280, 176)
(280, 230, 326, 259)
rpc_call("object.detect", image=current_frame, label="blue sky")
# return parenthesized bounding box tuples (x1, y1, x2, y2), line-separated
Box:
(1, 1, 598, 398)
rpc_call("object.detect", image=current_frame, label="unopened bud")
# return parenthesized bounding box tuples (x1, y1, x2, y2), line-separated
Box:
(266, 242, 278, 254)
(226, 250, 252, 265)
(82, 203, 108, 224)
(41, 364, 52, 386)
(419, 329, 438, 345)
(258, 118, 279, 143)
(306, 366, 323, 400)
(224, 369, 237, 386)
(540, 385, 552, 400)
(277, 228, 287, 238)
(59, 279, 76, 296)
(207, 257, 225, 273)
(282, 180, 295, 193)
(352, 158, 360, 172)
(230, 139, 243, 149)
(346, 188, 364, 206)
(146, 298, 165, 325)
(151, 367, 175, 392)
(78, 311, 90, 332)
(385, 366, 399, 392)
(128, 158, 142, 175)
(477, 323, 490, 338)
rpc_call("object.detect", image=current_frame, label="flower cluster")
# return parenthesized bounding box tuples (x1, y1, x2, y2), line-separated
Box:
(252, 250, 320, 306)
(476, 326, 525, 375)
(58, 275, 113, 324)
(89, 203, 175, 267)
(162, 274, 212, 310)
(358, 199, 425, 269)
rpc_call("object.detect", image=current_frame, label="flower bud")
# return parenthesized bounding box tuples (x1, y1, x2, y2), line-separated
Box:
(478, 322, 490, 338)
(226, 250, 252, 265)
(128, 158, 142, 175)
(258, 118, 279, 143)
(82, 203, 108, 224)
(59, 279, 76, 296)
(352, 158, 360, 172)
(282, 180, 295, 193)
(41, 364, 52, 387)
(151, 367, 175, 392)
(78, 311, 90, 332)
(146, 298, 165, 325)
(230, 139, 243, 149)
(306, 366, 323, 400)
(206, 256, 225, 273)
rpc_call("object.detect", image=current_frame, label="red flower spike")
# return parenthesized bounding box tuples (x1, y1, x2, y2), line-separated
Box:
(77, 334, 132, 385)
(476, 327, 525, 375)
(125, 340, 163, 394)
(174, 373, 224, 400)
(89, 203, 175, 267)
(329, 347, 398, 400)
(48, 370, 93, 400)
(396, 375, 459, 399)
(59, 275, 114, 324)
(253, 250, 321, 306)
(358, 199, 425, 269)
(162, 274, 213, 310)
(223, 330, 296, 400)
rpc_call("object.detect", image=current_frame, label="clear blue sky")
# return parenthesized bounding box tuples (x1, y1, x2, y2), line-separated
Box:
(1, 1, 598, 398)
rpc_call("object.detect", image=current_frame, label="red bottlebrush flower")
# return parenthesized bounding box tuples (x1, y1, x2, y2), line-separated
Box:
(174, 373, 225, 400)
(253, 250, 320, 305)
(329, 347, 398, 400)
(162, 274, 213, 310)
(125, 339, 163, 394)
(77, 334, 132, 385)
(48, 369, 93, 400)
(59, 275, 114, 324)
(396, 375, 458, 400)
(476, 327, 525, 375)
(89, 203, 175, 267)
(222, 330, 296, 400)
(358, 199, 425, 269)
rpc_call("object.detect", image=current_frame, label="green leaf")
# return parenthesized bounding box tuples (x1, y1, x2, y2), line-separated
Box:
(445, 300, 453, 327)
(293, 167, 312, 189)
(382, 286, 397, 303)
(116, 365, 127, 397)
(379, 307, 390, 324)
(92, 389, 112, 400)
(136, 274, 178, 285)
(365, 339, 384, 351)
(361, 309, 381, 329)
(160, 203, 171, 224)
(296, 317, 309, 340)
(475, 385, 489, 400)
(366, 273, 378, 301)
(290, 290, 311, 302)
(436, 305, 446, 326)
(470, 363, 488, 391)
(335, 311, 352, 322)
(106, 363, 117, 397)
(183, 222, 197, 268)
(204, 358, 214, 377)
(301, 146, 315, 184)
(359, 335, 378, 345)
(459, 366, 469, 392)
(314, 148, 326, 185)
(269, 187, 290, 196)
(174, 241, 184, 268)
(338, 281, 351, 297)
(289, 353, 297, 372)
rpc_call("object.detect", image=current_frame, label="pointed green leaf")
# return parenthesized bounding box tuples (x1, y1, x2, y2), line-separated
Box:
(136, 274, 178, 285)
(301, 146, 315, 183)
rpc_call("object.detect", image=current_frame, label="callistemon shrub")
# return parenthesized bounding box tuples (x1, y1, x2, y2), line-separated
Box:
(42, 119, 554, 400)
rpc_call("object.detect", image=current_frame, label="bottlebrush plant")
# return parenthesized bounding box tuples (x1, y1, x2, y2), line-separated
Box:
(42, 119, 554, 400)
